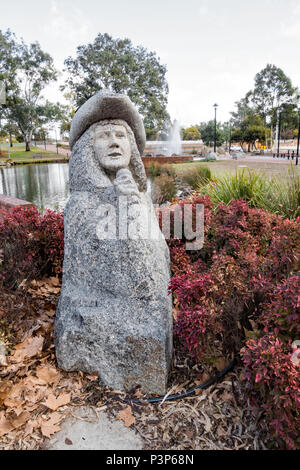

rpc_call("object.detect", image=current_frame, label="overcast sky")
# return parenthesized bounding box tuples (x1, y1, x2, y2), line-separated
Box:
(1, 0, 300, 126)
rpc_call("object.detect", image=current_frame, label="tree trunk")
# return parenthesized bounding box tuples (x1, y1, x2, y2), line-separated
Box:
(9, 133, 13, 148)
(264, 117, 267, 149)
(25, 140, 30, 152)
(270, 125, 273, 150)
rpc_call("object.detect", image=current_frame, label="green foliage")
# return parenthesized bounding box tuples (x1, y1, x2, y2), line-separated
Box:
(253, 64, 297, 117)
(181, 125, 201, 141)
(203, 169, 270, 206)
(0, 30, 60, 151)
(62, 33, 169, 137)
(254, 166, 300, 219)
(202, 167, 300, 219)
(231, 114, 266, 148)
(197, 121, 225, 147)
(230, 65, 300, 149)
(181, 165, 212, 189)
(147, 162, 175, 179)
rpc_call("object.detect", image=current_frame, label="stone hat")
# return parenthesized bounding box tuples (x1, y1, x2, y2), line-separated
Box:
(69, 90, 146, 154)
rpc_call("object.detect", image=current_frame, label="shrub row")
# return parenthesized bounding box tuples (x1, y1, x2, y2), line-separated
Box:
(0, 206, 64, 287)
(159, 196, 300, 448)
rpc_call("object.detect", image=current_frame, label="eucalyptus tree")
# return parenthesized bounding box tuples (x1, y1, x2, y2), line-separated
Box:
(0, 30, 60, 151)
(251, 64, 299, 147)
(62, 33, 170, 139)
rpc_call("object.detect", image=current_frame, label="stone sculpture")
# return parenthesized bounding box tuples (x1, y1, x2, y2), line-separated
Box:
(55, 90, 173, 395)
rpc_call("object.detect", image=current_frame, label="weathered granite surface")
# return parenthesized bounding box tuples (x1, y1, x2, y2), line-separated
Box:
(55, 92, 173, 395)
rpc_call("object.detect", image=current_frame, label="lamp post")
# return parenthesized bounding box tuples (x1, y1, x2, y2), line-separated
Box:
(228, 119, 232, 153)
(277, 108, 282, 157)
(213, 103, 218, 153)
(296, 108, 300, 166)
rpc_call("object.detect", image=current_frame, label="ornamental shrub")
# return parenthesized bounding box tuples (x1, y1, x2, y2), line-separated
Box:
(241, 335, 300, 449)
(162, 195, 300, 448)
(0, 206, 64, 287)
(181, 165, 212, 190)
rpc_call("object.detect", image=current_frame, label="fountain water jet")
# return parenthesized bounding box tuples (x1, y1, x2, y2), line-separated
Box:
(166, 120, 182, 156)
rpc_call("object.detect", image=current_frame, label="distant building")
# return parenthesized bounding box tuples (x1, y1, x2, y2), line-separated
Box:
(144, 140, 204, 156)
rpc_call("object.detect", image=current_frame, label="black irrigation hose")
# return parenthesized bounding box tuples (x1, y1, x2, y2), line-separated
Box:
(117, 357, 237, 404)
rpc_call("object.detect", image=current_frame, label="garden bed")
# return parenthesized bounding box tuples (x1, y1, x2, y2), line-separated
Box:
(0, 198, 299, 450)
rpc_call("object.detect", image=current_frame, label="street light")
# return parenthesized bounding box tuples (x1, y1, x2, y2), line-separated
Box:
(213, 103, 218, 153)
(296, 108, 300, 165)
(277, 107, 282, 157)
(228, 119, 232, 153)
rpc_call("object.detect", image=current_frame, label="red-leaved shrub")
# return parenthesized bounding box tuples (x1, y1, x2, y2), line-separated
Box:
(241, 335, 300, 449)
(0, 206, 64, 287)
(161, 196, 300, 448)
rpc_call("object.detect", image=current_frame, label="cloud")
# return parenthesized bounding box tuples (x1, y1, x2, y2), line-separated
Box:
(280, 1, 300, 38)
(43, 0, 91, 45)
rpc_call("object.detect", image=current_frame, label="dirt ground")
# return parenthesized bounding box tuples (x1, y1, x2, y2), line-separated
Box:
(174, 157, 300, 178)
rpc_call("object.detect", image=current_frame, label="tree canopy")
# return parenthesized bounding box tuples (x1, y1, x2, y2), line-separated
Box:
(181, 125, 201, 140)
(198, 121, 225, 147)
(0, 30, 62, 150)
(230, 64, 299, 148)
(62, 33, 169, 138)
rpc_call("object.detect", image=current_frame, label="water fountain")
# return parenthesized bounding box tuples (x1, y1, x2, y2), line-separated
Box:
(166, 120, 182, 156)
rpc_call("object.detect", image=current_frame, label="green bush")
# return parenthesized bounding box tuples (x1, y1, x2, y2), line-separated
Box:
(203, 169, 266, 206)
(202, 167, 300, 219)
(254, 167, 300, 219)
(181, 165, 212, 189)
(147, 162, 175, 179)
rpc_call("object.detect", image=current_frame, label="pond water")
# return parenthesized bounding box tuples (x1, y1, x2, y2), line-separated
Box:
(0, 163, 152, 211)
(0, 163, 70, 210)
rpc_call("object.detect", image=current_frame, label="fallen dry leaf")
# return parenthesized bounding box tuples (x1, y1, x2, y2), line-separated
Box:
(40, 421, 61, 438)
(0, 411, 14, 437)
(43, 392, 71, 411)
(40, 412, 62, 438)
(65, 438, 73, 445)
(35, 365, 60, 385)
(86, 371, 98, 382)
(215, 357, 229, 372)
(11, 411, 30, 429)
(116, 406, 136, 428)
(10, 335, 44, 363)
(23, 420, 35, 437)
(48, 277, 61, 287)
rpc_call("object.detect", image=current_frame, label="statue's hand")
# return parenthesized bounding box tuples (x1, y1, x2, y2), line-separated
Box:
(114, 168, 140, 198)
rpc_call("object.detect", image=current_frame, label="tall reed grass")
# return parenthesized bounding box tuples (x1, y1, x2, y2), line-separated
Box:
(181, 165, 212, 190)
(202, 166, 300, 219)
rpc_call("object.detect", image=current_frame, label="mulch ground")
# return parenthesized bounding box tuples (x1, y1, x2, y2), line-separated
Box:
(0, 279, 276, 450)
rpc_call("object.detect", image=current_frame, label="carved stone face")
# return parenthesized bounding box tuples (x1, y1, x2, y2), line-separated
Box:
(94, 123, 131, 171)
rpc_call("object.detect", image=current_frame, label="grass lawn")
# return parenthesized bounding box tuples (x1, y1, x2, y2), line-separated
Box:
(0, 145, 67, 164)
(172, 159, 300, 178)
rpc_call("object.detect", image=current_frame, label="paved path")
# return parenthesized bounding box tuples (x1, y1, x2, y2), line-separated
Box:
(37, 144, 70, 157)
(46, 406, 143, 450)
